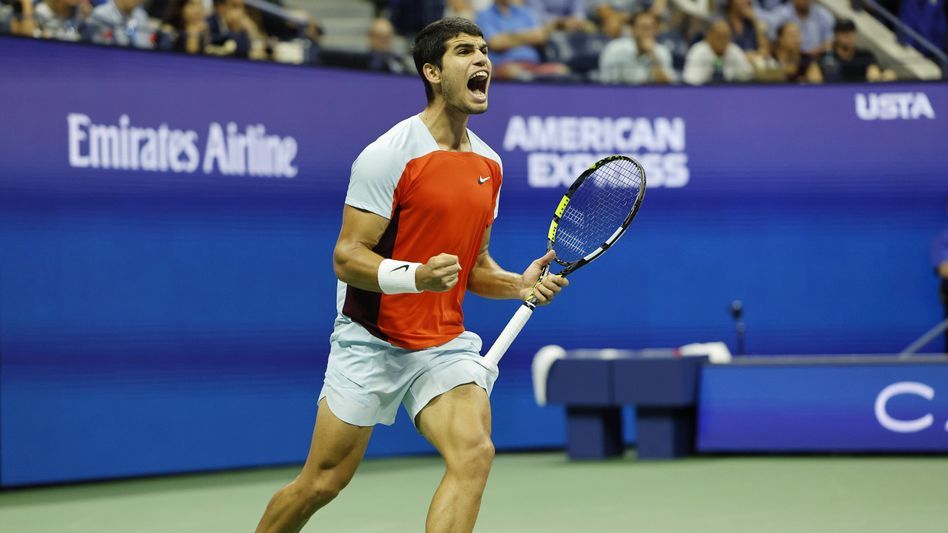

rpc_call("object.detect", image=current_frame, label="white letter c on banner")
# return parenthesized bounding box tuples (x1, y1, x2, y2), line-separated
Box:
(874, 382, 934, 433)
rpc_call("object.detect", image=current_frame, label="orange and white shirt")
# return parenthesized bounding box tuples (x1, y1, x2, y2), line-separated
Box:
(336, 115, 504, 350)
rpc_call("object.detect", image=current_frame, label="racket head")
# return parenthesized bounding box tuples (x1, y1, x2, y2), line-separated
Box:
(546, 155, 646, 276)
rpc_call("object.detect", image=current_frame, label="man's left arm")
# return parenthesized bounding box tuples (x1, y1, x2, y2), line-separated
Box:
(467, 226, 568, 305)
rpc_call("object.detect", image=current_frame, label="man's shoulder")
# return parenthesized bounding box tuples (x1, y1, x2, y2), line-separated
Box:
(602, 37, 637, 57)
(355, 116, 434, 172)
(366, 116, 434, 155)
(686, 40, 711, 58)
(725, 42, 747, 58)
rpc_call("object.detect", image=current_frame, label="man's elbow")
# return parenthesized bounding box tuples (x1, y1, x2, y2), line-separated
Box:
(332, 243, 353, 282)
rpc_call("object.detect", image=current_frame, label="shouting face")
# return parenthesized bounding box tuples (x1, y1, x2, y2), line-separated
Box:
(425, 33, 492, 115)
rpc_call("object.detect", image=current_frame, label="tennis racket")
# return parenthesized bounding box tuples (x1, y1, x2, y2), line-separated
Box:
(482, 155, 647, 370)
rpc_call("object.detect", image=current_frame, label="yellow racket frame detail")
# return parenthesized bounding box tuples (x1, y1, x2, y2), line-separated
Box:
(554, 195, 570, 218)
(547, 220, 558, 241)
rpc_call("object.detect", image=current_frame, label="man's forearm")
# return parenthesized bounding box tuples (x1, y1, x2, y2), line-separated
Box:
(467, 256, 524, 300)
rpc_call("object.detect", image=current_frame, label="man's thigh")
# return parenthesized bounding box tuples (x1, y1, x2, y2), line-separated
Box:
(402, 331, 498, 427)
(297, 399, 374, 484)
(415, 384, 492, 454)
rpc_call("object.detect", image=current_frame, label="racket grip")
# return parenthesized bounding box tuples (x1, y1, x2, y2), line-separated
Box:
(483, 302, 535, 370)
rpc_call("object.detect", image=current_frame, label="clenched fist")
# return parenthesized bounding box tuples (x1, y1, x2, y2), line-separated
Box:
(416, 253, 462, 292)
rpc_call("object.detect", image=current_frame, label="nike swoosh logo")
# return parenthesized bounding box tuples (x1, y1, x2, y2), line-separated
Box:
(391, 264, 410, 273)
(478, 176, 491, 184)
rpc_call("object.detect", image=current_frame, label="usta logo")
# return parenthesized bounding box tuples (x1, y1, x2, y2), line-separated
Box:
(855, 92, 935, 120)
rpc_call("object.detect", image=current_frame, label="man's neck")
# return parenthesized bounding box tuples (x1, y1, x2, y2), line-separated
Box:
(420, 100, 470, 152)
(795, 6, 810, 18)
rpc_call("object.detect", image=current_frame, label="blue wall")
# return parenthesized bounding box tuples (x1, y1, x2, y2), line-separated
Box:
(1, 37, 945, 486)
(698, 360, 948, 451)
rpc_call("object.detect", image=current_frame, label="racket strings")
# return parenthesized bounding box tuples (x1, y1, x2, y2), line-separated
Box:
(554, 158, 644, 263)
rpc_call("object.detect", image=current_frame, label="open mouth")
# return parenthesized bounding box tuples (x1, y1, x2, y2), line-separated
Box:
(467, 71, 489, 101)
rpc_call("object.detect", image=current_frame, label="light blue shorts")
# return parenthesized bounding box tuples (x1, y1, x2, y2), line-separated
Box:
(318, 316, 499, 427)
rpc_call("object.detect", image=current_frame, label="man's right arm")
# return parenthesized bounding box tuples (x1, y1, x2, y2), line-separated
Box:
(333, 205, 461, 293)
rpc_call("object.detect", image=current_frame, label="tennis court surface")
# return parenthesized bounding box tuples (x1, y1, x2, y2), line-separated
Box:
(2, 451, 945, 532)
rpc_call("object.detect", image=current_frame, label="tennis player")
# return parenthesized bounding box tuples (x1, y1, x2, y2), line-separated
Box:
(255, 17, 568, 533)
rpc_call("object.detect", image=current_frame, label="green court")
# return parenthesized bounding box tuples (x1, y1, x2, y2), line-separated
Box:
(1, 452, 945, 532)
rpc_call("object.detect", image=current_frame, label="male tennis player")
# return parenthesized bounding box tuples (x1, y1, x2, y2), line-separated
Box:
(255, 17, 568, 533)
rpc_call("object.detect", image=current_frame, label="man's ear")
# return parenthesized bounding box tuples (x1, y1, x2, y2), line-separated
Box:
(423, 63, 442, 92)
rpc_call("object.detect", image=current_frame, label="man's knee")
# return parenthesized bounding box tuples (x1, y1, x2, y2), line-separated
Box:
(296, 471, 350, 512)
(445, 436, 495, 479)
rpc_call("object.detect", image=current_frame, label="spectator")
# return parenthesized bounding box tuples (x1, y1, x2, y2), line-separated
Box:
(33, 0, 91, 41)
(682, 18, 753, 84)
(599, 11, 675, 83)
(724, 0, 767, 63)
(367, 17, 410, 73)
(477, 0, 570, 80)
(769, 21, 821, 82)
(6, 0, 36, 36)
(818, 19, 896, 82)
(288, 11, 323, 63)
(207, 0, 267, 59)
(525, 0, 596, 33)
(764, 0, 834, 56)
(83, 0, 154, 48)
(157, 0, 208, 54)
(0, 3, 10, 34)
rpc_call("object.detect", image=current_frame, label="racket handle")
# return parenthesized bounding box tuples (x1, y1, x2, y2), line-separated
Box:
(483, 302, 536, 370)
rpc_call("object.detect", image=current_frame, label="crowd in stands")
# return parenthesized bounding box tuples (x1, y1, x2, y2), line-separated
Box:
(2, 0, 930, 83)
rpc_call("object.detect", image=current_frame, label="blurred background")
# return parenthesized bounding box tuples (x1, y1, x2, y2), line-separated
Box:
(0, 0, 947, 531)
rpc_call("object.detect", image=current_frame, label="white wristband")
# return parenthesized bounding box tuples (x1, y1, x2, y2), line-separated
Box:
(378, 259, 422, 294)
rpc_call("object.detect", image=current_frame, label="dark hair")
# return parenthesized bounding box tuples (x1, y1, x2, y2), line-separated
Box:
(833, 18, 856, 33)
(411, 17, 484, 103)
